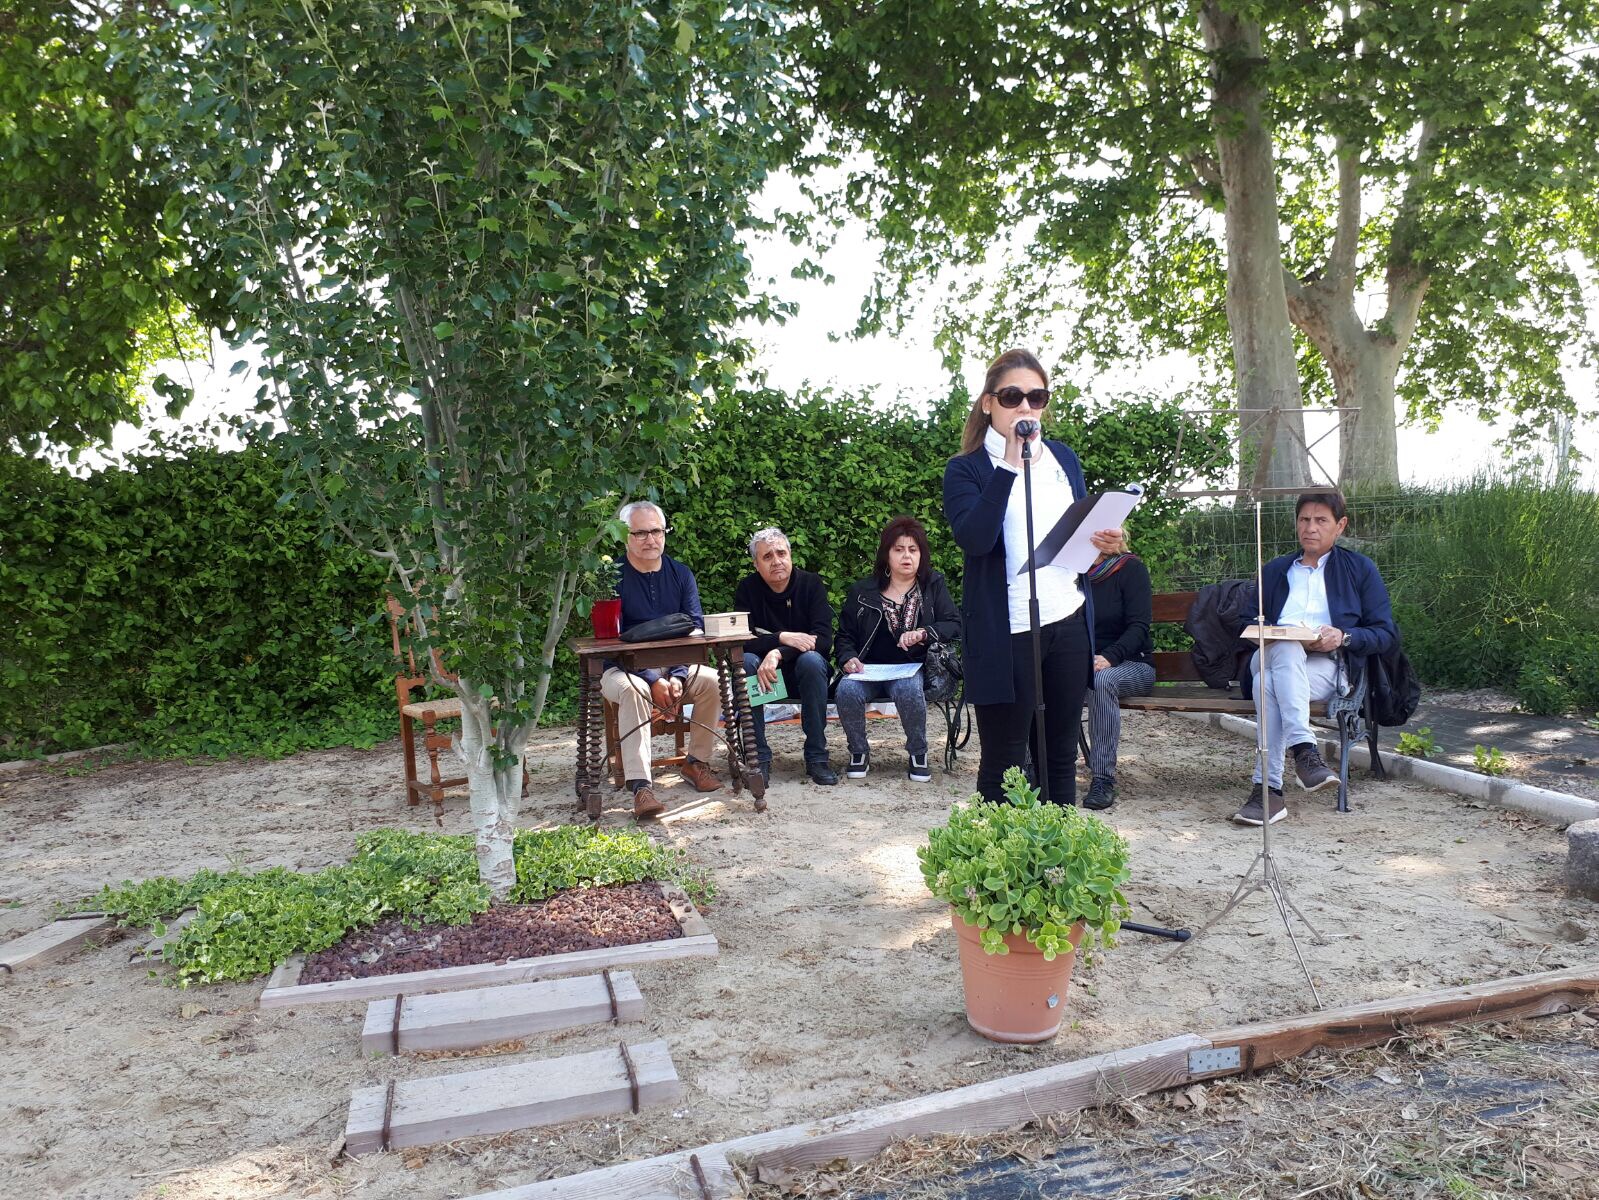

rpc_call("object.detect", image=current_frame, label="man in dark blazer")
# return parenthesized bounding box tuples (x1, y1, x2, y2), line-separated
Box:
(1236, 490, 1397, 827)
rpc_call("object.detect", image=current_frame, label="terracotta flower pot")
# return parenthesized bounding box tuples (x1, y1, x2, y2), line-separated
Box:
(951, 910, 1086, 1043)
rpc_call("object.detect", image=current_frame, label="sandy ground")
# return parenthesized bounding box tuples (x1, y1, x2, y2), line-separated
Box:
(2, 712, 1597, 1200)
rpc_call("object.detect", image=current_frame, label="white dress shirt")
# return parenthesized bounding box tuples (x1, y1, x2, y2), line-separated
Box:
(1279, 554, 1332, 630)
(984, 427, 1084, 634)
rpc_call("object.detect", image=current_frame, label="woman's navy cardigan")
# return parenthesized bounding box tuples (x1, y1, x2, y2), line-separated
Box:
(942, 440, 1096, 707)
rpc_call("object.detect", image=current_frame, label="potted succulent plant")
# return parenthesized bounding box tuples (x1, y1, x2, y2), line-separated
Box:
(919, 767, 1131, 1042)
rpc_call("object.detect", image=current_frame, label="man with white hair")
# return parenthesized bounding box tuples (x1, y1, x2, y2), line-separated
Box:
(602, 500, 723, 819)
(734, 527, 837, 786)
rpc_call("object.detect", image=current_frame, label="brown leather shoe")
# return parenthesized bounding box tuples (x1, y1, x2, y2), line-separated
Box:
(632, 786, 665, 820)
(680, 759, 722, 793)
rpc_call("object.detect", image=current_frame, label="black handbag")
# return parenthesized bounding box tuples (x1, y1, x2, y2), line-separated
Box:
(619, 612, 699, 642)
(922, 631, 962, 702)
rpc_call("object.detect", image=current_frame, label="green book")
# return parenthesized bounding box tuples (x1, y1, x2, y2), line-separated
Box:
(745, 672, 788, 707)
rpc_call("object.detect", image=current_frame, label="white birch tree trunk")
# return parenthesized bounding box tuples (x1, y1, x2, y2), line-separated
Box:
(454, 686, 525, 899)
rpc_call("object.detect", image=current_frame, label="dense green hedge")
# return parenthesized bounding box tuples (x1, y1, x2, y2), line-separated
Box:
(4, 387, 1224, 758)
(0, 444, 395, 757)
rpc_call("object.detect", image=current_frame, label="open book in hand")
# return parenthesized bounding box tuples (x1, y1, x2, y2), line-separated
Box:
(1021, 485, 1143, 575)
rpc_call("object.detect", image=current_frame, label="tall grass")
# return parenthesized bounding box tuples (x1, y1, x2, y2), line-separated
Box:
(1167, 477, 1599, 714)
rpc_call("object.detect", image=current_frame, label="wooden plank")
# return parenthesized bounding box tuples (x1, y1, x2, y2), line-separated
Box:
(745, 1032, 1203, 1182)
(1200, 962, 1599, 1075)
(0, 914, 116, 974)
(265, 954, 305, 992)
(1149, 591, 1197, 623)
(468, 1034, 1205, 1198)
(344, 1038, 681, 1155)
(472, 1149, 744, 1200)
(260, 933, 717, 1010)
(361, 971, 646, 1056)
(1121, 693, 1256, 714)
(1149, 651, 1206, 682)
(662, 886, 711, 939)
(126, 909, 197, 968)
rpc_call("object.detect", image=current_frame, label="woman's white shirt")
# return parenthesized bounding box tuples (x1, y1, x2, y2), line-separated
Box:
(984, 427, 1084, 634)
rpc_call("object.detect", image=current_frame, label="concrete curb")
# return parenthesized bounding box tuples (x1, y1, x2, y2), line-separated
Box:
(0, 744, 130, 777)
(1175, 711, 1599, 827)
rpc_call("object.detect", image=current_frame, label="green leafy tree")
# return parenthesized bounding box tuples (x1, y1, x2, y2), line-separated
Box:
(0, 2, 222, 453)
(141, 0, 791, 894)
(795, 1, 1599, 490)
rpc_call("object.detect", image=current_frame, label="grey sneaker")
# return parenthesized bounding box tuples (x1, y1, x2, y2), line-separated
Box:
(907, 753, 931, 783)
(1232, 783, 1287, 826)
(1083, 776, 1116, 811)
(846, 749, 870, 779)
(1291, 742, 1337, 792)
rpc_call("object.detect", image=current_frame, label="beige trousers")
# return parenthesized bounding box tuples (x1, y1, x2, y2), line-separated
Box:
(600, 665, 723, 783)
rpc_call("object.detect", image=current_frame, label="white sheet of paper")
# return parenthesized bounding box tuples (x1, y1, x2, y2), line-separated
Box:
(1047, 488, 1142, 574)
(853, 662, 923, 682)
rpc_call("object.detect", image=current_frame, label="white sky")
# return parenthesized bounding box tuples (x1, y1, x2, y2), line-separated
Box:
(109, 170, 1599, 488)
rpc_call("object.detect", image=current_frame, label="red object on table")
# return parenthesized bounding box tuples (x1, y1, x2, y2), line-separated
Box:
(589, 598, 622, 640)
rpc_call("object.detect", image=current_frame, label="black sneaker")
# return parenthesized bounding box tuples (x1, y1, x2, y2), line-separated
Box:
(907, 753, 931, 783)
(846, 750, 870, 779)
(1291, 742, 1337, 792)
(1232, 783, 1287, 826)
(806, 761, 839, 786)
(1083, 776, 1116, 811)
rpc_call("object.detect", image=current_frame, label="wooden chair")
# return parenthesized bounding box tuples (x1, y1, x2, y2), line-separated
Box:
(602, 697, 692, 790)
(387, 597, 527, 821)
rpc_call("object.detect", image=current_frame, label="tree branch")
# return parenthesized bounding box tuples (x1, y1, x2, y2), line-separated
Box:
(1325, 135, 1361, 293)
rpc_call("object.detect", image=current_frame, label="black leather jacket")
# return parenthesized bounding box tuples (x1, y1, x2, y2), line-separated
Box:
(834, 571, 961, 667)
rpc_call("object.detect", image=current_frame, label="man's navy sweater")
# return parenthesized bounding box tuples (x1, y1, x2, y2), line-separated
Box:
(612, 555, 705, 682)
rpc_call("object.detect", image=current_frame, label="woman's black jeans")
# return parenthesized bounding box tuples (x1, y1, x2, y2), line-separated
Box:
(973, 610, 1092, 806)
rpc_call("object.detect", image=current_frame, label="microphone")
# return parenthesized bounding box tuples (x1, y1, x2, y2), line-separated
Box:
(1014, 419, 1039, 439)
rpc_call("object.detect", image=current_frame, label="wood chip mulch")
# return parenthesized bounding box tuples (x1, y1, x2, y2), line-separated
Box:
(297, 880, 683, 984)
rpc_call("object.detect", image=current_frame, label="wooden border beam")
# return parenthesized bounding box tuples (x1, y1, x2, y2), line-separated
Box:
(361, 970, 646, 1056)
(465, 963, 1599, 1199)
(261, 888, 714, 1009)
(1, 914, 116, 975)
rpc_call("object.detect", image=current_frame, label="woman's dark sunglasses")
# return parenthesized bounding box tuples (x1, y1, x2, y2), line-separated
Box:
(990, 386, 1050, 410)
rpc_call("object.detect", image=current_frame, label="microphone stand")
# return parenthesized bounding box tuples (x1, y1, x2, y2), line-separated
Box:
(1020, 430, 1050, 806)
(1018, 422, 1188, 942)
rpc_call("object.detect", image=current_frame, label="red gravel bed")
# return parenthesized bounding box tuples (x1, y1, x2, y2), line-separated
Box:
(298, 881, 683, 984)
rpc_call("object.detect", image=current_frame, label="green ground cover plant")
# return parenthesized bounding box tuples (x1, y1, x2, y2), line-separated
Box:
(1395, 728, 1436, 758)
(90, 827, 711, 986)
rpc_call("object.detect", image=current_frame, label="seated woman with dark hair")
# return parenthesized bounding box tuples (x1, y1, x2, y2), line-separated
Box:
(1082, 546, 1155, 810)
(834, 516, 960, 783)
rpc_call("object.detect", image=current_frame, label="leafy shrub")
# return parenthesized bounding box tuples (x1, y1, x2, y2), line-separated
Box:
(1395, 727, 1436, 758)
(91, 826, 709, 986)
(1473, 745, 1509, 776)
(919, 767, 1130, 960)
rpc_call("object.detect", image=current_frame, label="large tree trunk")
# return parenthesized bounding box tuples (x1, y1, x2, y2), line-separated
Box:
(1200, 3, 1310, 494)
(1288, 287, 1403, 493)
(455, 687, 526, 899)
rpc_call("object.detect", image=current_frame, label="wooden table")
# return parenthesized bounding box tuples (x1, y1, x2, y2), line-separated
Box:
(568, 631, 767, 820)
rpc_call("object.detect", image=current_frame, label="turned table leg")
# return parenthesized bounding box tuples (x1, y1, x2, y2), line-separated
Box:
(723, 647, 767, 811)
(575, 660, 605, 820)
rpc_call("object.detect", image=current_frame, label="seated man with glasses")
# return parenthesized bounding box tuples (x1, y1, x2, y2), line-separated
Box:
(734, 526, 839, 786)
(602, 500, 724, 820)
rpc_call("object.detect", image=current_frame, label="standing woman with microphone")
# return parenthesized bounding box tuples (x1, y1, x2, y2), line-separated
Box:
(943, 348, 1123, 806)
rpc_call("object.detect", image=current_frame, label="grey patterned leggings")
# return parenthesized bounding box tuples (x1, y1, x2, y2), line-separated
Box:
(1086, 661, 1156, 781)
(835, 675, 929, 757)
